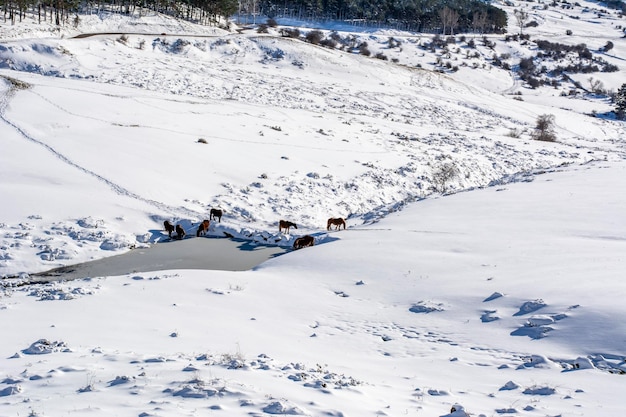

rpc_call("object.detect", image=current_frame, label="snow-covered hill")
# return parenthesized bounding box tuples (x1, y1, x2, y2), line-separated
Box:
(0, 5, 625, 417)
(1, 5, 624, 275)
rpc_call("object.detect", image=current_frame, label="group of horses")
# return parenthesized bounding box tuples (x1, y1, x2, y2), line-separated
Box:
(163, 209, 223, 240)
(164, 211, 346, 251)
(280, 217, 347, 250)
(277, 217, 345, 234)
(163, 220, 186, 240)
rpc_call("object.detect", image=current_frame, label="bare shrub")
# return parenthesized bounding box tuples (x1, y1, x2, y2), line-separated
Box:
(358, 42, 371, 56)
(518, 56, 535, 72)
(171, 39, 190, 53)
(433, 162, 460, 193)
(430, 35, 446, 48)
(601, 41, 614, 53)
(280, 28, 300, 38)
(507, 128, 523, 138)
(1, 75, 31, 90)
(388, 37, 401, 48)
(526, 76, 541, 89)
(305, 30, 324, 45)
(532, 114, 557, 142)
(588, 77, 605, 94)
(329, 31, 344, 44)
(320, 38, 337, 49)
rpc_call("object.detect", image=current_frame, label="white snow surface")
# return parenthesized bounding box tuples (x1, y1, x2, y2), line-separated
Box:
(1, 4, 625, 417)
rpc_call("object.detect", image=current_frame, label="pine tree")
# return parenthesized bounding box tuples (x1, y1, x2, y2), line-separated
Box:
(615, 83, 626, 121)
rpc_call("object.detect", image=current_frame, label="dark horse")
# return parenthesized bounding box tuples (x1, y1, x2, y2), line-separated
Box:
(175, 224, 186, 240)
(210, 208, 223, 223)
(293, 235, 315, 250)
(327, 217, 346, 231)
(279, 220, 298, 233)
(164, 220, 175, 238)
(196, 219, 210, 237)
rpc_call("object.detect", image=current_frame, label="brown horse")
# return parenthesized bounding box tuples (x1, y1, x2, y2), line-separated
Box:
(279, 220, 298, 233)
(210, 208, 223, 222)
(293, 235, 314, 249)
(164, 220, 175, 238)
(175, 224, 186, 240)
(327, 217, 346, 231)
(196, 219, 210, 237)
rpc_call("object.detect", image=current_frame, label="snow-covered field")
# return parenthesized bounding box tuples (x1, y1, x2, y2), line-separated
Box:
(0, 2, 625, 416)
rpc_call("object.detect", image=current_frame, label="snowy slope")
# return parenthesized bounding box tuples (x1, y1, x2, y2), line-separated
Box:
(0, 6, 625, 417)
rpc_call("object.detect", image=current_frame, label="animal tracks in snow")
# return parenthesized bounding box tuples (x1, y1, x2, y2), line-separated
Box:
(1, 85, 201, 235)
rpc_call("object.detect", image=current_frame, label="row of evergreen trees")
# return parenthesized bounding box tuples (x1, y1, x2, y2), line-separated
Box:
(1, 0, 238, 26)
(255, 0, 507, 33)
(2, 0, 506, 34)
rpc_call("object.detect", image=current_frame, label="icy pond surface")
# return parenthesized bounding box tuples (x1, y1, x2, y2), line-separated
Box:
(32, 237, 287, 281)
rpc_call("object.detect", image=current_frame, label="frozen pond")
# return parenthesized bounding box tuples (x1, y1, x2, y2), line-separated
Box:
(31, 237, 288, 282)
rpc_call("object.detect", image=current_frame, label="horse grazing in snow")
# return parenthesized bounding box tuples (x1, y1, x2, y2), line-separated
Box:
(210, 209, 223, 223)
(326, 217, 346, 231)
(164, 220, 175, 238)
(175, 224, 186, 240)
(279, 220, 298, 233)
(196, 219, 210, 237)
(293, 235, 315, 250)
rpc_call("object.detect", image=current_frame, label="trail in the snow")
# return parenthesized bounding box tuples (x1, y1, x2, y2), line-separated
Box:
(0, 79, 202, 220)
